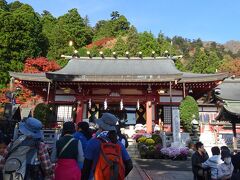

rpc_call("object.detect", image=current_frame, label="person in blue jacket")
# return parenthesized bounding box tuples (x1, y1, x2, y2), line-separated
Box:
(81, 113, 133, 180)
(74, 121, 92, 154)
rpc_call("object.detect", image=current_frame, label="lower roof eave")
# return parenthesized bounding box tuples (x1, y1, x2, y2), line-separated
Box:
(46, 74, 182, 82)
(179, 73, 228, 83)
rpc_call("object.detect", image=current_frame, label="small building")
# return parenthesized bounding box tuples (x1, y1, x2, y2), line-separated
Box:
(9, 57, 227, 133)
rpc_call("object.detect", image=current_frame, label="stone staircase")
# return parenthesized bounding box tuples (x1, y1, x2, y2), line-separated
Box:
(127, 138, 140, 159)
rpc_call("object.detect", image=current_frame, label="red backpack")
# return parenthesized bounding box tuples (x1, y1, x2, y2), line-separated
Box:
(94, 138, 125, 180)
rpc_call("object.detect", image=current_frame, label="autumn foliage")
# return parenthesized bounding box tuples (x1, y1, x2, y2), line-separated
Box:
(86, 37, 114, 49)
(23, 57, 60, 73)
(0, 57, 60, 107)
(219, 59, 240, 77)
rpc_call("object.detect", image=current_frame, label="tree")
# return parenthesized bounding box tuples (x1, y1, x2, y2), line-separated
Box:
(157, 32, 172, 56)
(0, 0, 8, 11)
(138, 31, 158, 56)
(45, 8, 93, 59)
(8, 0, 23, 11)
(126, 26, 139, 56)
(0, 4, 47, 62)
(113, 37, 127, 57)
(23, 57, 60, 73)
(219, 58, 240, 77)
(205, 50, 221, 73)
(190, 48, 208, 73)
(111, 11, 120, 20)
(94, 12, 130, 40)
(179, 96, 199, 132)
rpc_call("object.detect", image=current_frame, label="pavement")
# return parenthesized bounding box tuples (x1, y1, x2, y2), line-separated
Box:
(126, 158, 193, 180)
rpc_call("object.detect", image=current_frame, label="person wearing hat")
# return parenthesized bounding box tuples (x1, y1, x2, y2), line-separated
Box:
(53, 121, 84, 180)
(81, 113, 133, 180)
(5, 117, 53, 180)
(217, 149, 234, 180)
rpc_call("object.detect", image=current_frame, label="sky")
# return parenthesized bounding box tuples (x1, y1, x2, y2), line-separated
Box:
(6, 0, 240, 44)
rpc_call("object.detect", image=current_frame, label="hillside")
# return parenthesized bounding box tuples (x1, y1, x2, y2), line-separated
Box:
(224, 40, 240, 54)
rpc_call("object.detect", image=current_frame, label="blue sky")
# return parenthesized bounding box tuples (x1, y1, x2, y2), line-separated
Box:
(6, 0, 240, 43)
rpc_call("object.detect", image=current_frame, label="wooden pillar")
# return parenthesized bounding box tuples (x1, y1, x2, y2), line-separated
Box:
(183, 82, 186, 98)
(10, 77, 15, 92)
(75, 102, 83, 125)
(146, 101, 152, 133)
(46, 82, 51, 103)
(169, 81, 173, 132)
(232, 122, 237, 151)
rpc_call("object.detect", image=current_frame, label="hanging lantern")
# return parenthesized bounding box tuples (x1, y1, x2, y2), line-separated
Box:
(137, 99, 140, 110)
(104, 99, 107, 110)
(88, 99, 92, 109)
(120, 99, 123, 110)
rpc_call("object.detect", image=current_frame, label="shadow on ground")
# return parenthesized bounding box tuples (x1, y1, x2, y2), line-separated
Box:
(135, 158, 192, 171)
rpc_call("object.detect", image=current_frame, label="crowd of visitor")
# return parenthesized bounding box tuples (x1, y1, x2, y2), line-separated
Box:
(2, 113, 240, 180)
(192, 141, 240, 180)
(0, 113, 133, 180)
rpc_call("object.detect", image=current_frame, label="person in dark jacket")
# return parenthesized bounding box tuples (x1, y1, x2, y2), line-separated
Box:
(116, 125, 128, 148)
(191, 141, 209, 180)
(53, 121, 84, 180)
(74, 121, 92, 154)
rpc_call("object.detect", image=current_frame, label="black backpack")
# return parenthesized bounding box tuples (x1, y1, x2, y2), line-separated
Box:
(3, 135, 43, 180)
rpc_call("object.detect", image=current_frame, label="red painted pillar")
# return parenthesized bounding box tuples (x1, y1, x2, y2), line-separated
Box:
(146, 101, 152, 133)
(75, 105, 83, 125)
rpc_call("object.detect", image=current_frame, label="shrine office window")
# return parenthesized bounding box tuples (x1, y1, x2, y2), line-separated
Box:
(162, 106, 178, 124)
(57, 105, 73, 122)
(163, 106, 172, 124)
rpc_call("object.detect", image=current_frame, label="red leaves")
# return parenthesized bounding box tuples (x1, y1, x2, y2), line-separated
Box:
(0, 57, 58, 106)
(86, 37, 114, 49)
(23, 57, 60, 73)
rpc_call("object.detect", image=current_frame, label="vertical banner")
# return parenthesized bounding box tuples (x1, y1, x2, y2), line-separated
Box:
(172, 107, 180, 143)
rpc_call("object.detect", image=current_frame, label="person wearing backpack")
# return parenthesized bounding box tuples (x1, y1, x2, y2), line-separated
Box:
(52, 121, 84, 180)
(3, 117, 53, 180)
(81, 113, 133, 180)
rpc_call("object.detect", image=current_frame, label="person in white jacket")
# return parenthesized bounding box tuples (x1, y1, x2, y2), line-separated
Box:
(217, 150, 234, 180)
(202, 146, 223, 180)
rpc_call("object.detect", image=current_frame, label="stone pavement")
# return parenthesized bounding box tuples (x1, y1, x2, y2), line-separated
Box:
(126, 159, 193, 180)
(126, 160, 151, 180)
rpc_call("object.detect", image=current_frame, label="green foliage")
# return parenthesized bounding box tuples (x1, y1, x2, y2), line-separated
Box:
(0, 4, 47, 62)
(33, 103, 56, 126)
(0, 0, 8, 11)
(113, 37, 127, 56)
(43, 8, 93, 59)
(93, 12, 130, 40)
(138, 31, 158, 56)
(189, 48, 222, 73)
(157, 32, 172, 56)
(126, 26, 139, 56)
(179, 96, 199, 132)
(33, 103, 49, 124)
